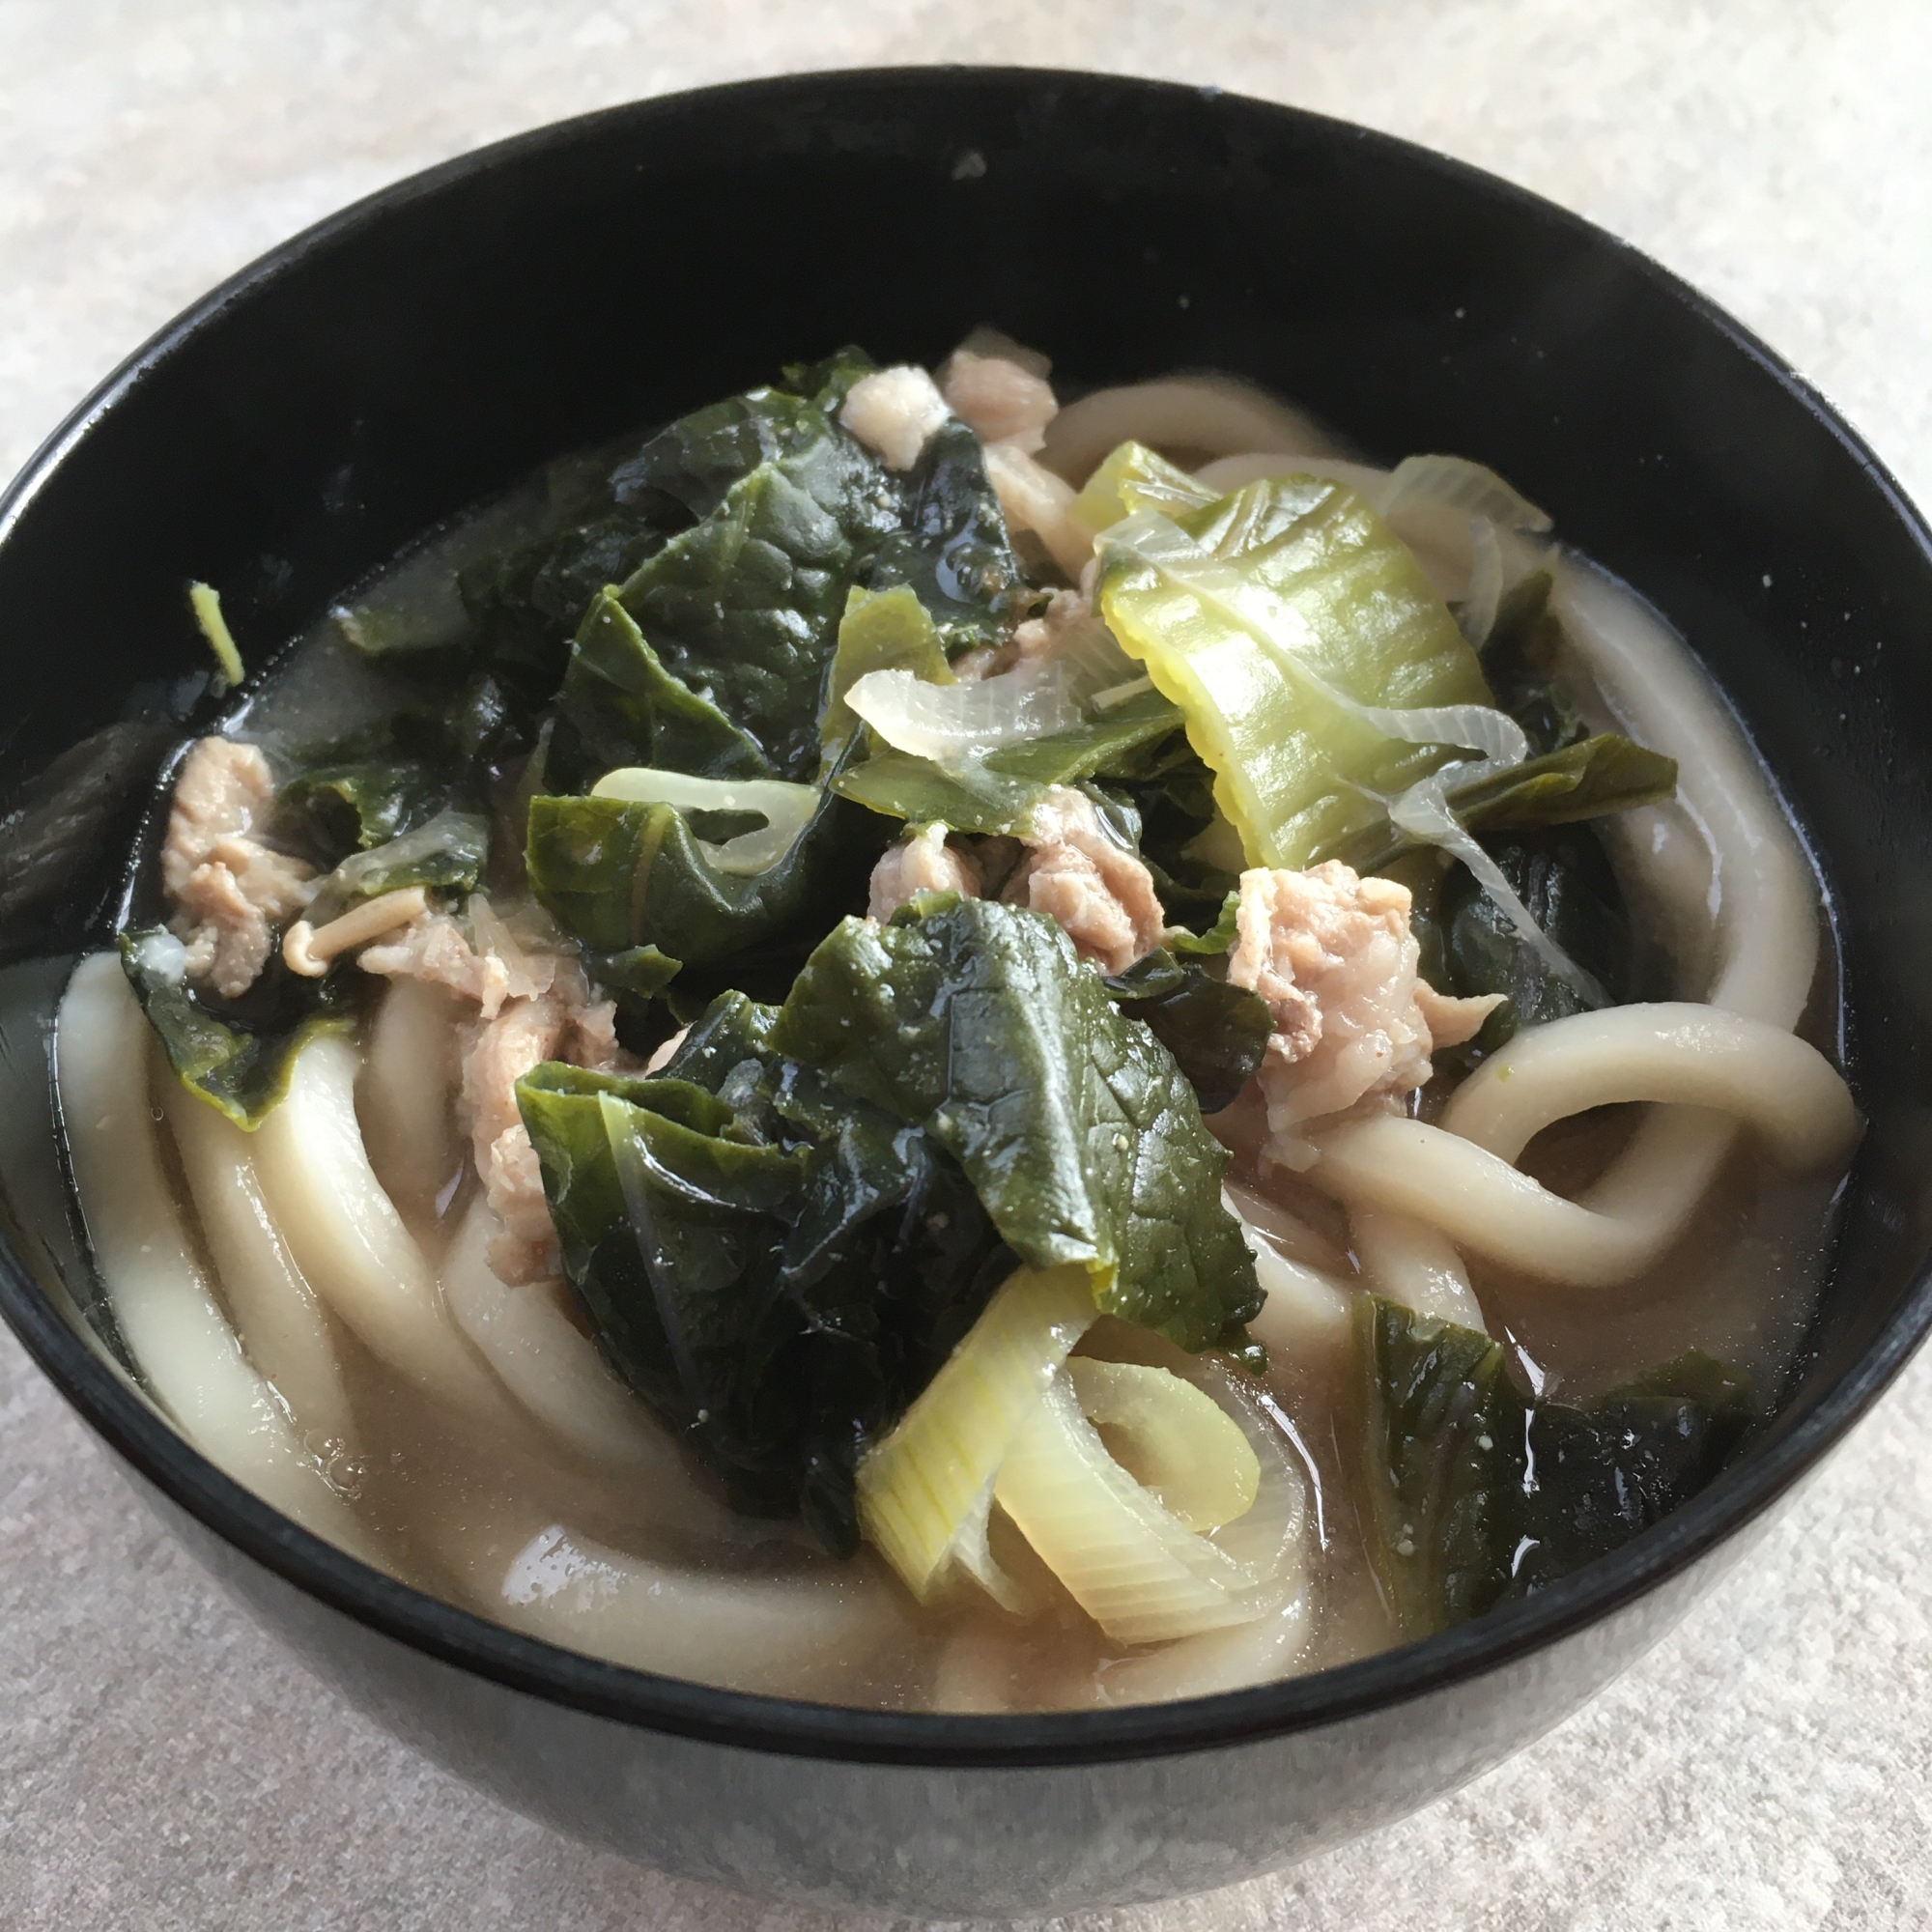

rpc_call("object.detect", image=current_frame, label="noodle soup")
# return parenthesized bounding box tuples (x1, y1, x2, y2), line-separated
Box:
(55, 340, 1858, 1710)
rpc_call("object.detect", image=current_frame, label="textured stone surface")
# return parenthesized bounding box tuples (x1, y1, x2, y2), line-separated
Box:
(3, 5, 1930, 1927)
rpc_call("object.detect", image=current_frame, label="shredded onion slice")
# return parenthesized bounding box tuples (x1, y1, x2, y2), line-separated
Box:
(590, 769, 821, 874)
(1387, 772, 1607, 1005)
(844, 660, 1084, 762)
(1377, 454, 1552, 535)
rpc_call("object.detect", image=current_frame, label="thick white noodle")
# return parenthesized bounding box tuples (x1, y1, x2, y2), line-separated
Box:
(1221, 1179, 1349, 1274)
(440, 1195, 686, 1476)
(358, 977, 464, 1225)
(1096, 1587, 1316, 1707)
(1304, 559, 1835, 1286)
(427, 1516, 912, 1698)
(157, 1059, 356, 1449)
(1350, 1207, 1487, 1330)
(1440, 1003, 1859, 1171)
(1313, 1011, 1857, 1287)
(1558, 556, 1820, 1028)
(1223, 1193, 1355, 1361)
(252, 1034, 520, 1429)
(1041, 377, 1341, 486)
(55, 955, 372, 1556)
(929, 1622, 1027, 1714)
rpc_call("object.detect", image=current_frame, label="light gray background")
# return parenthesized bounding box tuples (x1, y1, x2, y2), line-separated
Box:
(3, 5, 1929, 1927)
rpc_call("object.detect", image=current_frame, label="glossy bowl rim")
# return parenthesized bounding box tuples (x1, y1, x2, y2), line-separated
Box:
(2, 65, 1929, 1772)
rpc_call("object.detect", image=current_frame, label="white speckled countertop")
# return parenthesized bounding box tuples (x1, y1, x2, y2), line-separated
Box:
(4, 6, 1931, 1926)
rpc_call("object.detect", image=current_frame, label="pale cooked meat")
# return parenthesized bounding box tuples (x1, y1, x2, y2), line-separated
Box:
(461, 978, 629, 1286)
(1225, 860, 1499, 1168)
(1009, 586, 1108, 666)
(1001, 785, 1166, 975)
(358, 911, 516, 1019)
(482, 1124, 568, 1286)
(161, 736, 316, 998)
(840, 365, 951, 470)
(939, 349, 1058, 452)
(981, 444, 1093, 581)
(867, 824, 984, 921)
(950, 586, 1107, 684)
(366, 910, 630, 1284)
(461, 994, 573, 1173)
(1415, 980, 1505, 1048)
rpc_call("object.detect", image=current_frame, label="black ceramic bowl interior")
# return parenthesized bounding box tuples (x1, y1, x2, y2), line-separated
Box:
(3, 68, 1930, 1919)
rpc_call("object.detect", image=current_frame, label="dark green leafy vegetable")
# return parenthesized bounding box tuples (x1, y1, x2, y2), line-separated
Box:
(458, 364, 889, 707)
(120, 929, 366, 1129)
(1479, 569, 1585, 756)
(590, 944, 683, 1004)
(1168, 888, 1240, 956)
(525, 775, 886, 968)
(1427, 825, 1633, 1053)
(270, 666, 522, 875)
(1357, 1294, 1755, 1638)
(1442, 733, 1678, 834)
(1100, 948, 1271, 1114)
(613, 461, 861, 781)
(610, 387, 829, 525)
(275, 761, 444, 863)
(1097, 733, 1236, 924)
(545, 590, 774, 791)
(981, 687, 1183, 784)
(834, 748, 1040, 837)
(586, 943, 684, 1049)
(771, 894, 1261, 1350)
(832, 685, 1184, 839)
(861, 419, 1033, 646)
(517, 1002, 1012, 1552)
(305, 810, 493, 924)
(819, 584, 952, 768)
(781, 345, 877, 414)
(459, 511, 670, 706)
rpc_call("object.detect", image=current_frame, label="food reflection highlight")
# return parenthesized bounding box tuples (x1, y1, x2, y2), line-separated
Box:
(58, 334, 1858, 1710)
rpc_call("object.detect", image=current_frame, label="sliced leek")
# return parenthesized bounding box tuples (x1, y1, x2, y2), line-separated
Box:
(855, 1262, 1095, 1606)
(993, 1367, 1268, 1646)
(1065, 1359, 1257, 1533)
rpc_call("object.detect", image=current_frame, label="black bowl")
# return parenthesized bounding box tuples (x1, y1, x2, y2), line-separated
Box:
(2, 68, 1928, 1919)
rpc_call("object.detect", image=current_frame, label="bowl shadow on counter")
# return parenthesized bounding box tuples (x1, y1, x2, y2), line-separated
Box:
(1, 68, 1930, 1917)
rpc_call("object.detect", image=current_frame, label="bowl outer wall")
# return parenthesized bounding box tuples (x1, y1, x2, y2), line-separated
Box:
(1, 66, 1930, 1913)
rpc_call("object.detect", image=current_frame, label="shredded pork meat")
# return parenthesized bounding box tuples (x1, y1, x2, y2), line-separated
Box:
(952, 585, 1108, 684)
(1226, 860, 1502, 1168)
(363, 907, 632, 1283)
(160, 737, 316, 999)
(1001, 785, 1166, 975)
(359, 910, 517, 1017)
(839, 365, 951, 470)
(939, 349, 1058, 452)
(863, 782, 1162, 976)
(867, 824, 985, 921)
